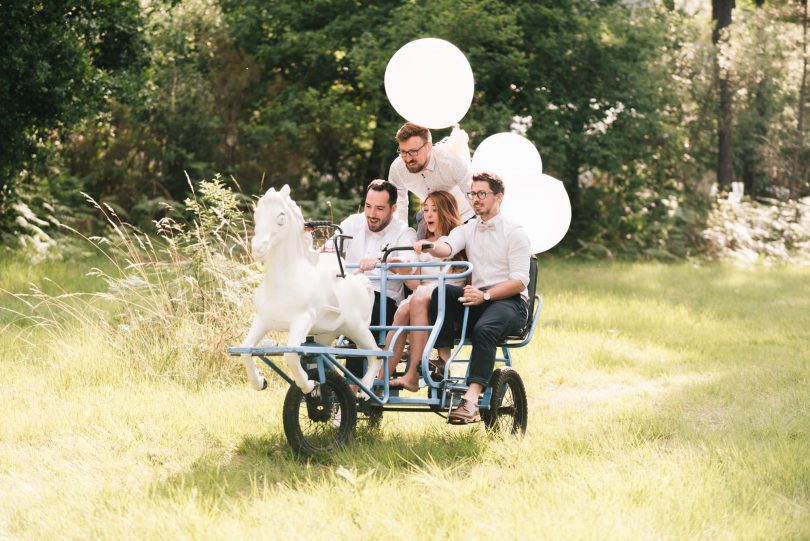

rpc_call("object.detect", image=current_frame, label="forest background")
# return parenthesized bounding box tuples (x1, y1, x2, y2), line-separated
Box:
(1, 0, 808, 262)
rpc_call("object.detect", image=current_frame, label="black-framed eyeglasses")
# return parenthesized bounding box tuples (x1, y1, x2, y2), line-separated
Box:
(466, 190, 494, 200)
(396, 141, 428, 158)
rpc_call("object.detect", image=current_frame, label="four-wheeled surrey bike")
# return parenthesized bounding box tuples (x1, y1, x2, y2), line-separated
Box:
(229, 222, 542, 457)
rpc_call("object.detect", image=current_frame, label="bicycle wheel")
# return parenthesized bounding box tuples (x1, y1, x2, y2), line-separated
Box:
(481, 367, 528, 435)
(282, 368, 357, 456)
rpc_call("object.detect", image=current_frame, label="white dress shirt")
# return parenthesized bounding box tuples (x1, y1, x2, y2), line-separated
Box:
(338, 213, 417, 303)
(388, 142, 474, 224)
(438, 213, 531, 298)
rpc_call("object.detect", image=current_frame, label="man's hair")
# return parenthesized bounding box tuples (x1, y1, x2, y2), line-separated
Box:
(366, 179, 397, 206)
(395, 122, 432, 144)
(423, 190, 462, 237)
(472, 172, 505, 196)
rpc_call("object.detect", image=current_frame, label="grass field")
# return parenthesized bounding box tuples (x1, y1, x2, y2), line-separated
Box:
(1, 255, 809, 540)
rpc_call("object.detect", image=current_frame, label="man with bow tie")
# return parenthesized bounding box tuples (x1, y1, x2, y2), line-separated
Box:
(413, 171, 531, 423)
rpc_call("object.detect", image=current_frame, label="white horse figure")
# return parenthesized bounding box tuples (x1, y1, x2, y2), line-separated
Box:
(240, 184, 382, 397)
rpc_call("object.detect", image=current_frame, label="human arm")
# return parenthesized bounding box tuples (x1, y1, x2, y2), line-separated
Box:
(459, 280, 525, 306)
(387, 258, 422, 290)
(413, 239, 451, 259)
(460, 222, 531, 306)
(388, 160, 410, 224)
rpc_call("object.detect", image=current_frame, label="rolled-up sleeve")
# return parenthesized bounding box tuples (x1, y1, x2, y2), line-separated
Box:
(508, 226, 532, 286)
(439, 225, 467, 258)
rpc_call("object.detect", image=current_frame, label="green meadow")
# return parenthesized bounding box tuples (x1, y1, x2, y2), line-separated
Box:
(1, 255, 808, 540)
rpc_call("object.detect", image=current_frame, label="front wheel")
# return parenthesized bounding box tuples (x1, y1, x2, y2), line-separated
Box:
(482, 367, 528, 435)
(282, 368, 357, 456)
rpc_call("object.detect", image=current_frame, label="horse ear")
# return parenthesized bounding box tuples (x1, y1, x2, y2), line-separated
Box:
(281, 184, 291, 197)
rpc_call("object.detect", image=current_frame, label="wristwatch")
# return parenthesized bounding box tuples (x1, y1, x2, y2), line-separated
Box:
(483, 291, 491, 301)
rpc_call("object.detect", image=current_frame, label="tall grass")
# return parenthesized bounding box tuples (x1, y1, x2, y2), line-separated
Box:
(2, 175, 263, 385)
(1, 187, 809, 538)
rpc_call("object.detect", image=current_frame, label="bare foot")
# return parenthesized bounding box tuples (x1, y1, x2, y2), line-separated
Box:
(389, 377, 419, 392)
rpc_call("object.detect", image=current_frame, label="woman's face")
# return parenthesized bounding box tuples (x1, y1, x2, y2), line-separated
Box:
(423, 198, 439, 236)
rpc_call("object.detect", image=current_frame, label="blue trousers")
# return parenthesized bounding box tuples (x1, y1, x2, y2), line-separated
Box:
(429, 285, 527, 388)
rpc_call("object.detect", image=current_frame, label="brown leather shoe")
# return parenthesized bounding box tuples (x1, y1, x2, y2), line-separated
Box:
(448, 398, 480, 424)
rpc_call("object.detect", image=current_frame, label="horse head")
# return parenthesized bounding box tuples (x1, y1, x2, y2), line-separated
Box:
(251, 184, 308, 260)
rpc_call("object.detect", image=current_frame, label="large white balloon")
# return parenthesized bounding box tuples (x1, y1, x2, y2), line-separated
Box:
(385, 38, 474, 129)
(471, 132, 542, 180)
(472, 134, 570, 253)
(502, 173, 571, 253)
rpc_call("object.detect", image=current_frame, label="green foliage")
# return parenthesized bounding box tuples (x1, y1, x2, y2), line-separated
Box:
(727, 4, 809, 198)
(2, 0, 808, 260)
(0, 0, 146, 235)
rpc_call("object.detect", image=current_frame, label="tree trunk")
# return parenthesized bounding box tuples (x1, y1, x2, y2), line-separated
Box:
(713, 0, 735, 190)
(799, 0, 808, 136)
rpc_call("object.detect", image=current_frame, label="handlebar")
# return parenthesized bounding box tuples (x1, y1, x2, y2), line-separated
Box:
(304, 221, 343, 234)
(381, 243, 433, 262)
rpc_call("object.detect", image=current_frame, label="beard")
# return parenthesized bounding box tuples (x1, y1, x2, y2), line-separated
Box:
(405, 158, 426, 173)
(366, 215, 392, 232)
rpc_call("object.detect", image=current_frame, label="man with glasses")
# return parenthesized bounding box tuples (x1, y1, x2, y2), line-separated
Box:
(413, 172, 531, 423)
(389, 122, 474, 237)
(334, 179, 417, 380)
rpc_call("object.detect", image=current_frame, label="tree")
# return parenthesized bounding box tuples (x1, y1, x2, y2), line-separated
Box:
(799, 0, 808, 136)
(713, 0, 736, 189)
(0, 1, 145, 235)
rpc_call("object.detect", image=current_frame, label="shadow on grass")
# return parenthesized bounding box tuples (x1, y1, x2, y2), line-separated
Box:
(154, 422, 489, 501)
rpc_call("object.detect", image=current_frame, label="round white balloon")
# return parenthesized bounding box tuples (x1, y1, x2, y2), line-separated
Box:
(471, 132, 542, 181)
(385, 38, 474, 129)
(501, 173, 571, 253)
(472, 134, 569, 253)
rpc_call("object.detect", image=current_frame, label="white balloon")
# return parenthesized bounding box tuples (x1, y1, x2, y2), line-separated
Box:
(471, 132, 542, 181)
(501, 173, 571, 253)
(472, 133, 569, 253)
(385, 38, 474, 129)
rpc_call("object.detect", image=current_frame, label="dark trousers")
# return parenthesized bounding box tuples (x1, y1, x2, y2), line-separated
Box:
(347, 291, 396, 378)
(429, 284, 527, 388)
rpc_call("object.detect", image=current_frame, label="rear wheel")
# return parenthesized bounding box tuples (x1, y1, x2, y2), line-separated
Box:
(282, 368, 357, 456)
(482, 367, 528, 435)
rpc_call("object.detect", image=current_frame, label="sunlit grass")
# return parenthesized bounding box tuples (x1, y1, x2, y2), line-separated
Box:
(1, 256, 808, 539)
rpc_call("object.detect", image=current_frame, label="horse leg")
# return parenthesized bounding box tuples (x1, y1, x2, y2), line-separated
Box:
(283, 315, 316, 395)
(351, 329, 382, 398)
(240, 317, 269, 391)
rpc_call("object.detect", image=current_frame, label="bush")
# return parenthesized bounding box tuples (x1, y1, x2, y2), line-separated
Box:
(703, 194, 810, 265)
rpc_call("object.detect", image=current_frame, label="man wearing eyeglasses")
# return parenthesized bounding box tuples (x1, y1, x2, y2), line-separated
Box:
(389, 122, 474, 236)
(413, 172, 531, 423)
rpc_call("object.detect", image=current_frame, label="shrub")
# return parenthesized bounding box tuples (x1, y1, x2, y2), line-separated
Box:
(702, 194, 810, 265)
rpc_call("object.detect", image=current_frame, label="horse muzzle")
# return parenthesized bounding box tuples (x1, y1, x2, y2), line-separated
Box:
(251, 236, 273, 259)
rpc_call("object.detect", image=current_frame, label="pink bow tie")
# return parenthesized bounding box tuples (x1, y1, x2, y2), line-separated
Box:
(476, 220, 496, 232)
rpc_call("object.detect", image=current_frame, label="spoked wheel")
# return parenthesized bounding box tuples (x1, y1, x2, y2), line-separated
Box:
(482, 367, 528, 435)
(358, 403, 383, 432)
(282, 368, 357, 456)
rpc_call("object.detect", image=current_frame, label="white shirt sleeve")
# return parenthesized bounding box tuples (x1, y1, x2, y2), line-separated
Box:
(507, 226, 532, 287)
(439, 222, 469, 258)
(397, 227, 418, 262)
(388, 160, 410, 224)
